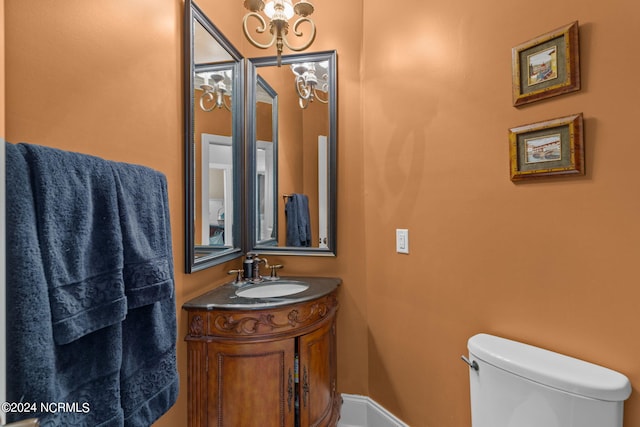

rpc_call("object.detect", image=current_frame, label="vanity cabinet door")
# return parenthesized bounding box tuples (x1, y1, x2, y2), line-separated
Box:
(207, 339, 296, 427)
(298, 317, 339, 427)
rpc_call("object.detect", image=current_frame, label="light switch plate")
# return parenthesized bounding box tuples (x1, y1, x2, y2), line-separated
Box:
(396, 229, 409, 254)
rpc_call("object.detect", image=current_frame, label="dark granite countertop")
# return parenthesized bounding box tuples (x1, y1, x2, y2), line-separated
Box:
(182, 276, 341, 311)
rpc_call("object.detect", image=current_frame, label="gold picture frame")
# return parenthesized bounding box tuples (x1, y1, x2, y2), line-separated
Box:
(512, 21, 580, 107)
(509, 113, 584, 181)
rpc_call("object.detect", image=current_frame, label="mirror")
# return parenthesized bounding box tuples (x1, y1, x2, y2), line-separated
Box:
(184, 0, 245, 272)
(247, 51, 337, 256)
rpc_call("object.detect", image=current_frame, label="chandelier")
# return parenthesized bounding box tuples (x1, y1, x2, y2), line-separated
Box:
(291, 61, 328, 109)
(198, 71, 231, 112)
(243, 0, 316, 66)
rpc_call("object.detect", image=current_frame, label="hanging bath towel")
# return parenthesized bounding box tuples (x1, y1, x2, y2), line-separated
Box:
(111, 161, 179, 426)
(6, 142, 178, 426)
(17, 142, 127, 345)
(6, 142, 125, 426)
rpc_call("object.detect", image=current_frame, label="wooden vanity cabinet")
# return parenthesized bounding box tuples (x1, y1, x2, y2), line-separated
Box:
(185, 290, 340, 427)
(298, 317, 338, 426)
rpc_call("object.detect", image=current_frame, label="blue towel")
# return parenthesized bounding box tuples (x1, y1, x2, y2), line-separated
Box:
(6, 142, 178, 426)
(6, 142, 124, 426)
(111, 162, 174, 309)
(285, 193, 312, 247)
(121, 300, 178, 426)
(18, 143, 127, 345)
(111, 162, 179, 426)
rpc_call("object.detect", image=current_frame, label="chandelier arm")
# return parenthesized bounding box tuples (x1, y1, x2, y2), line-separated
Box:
(223, 94, 232, 111)
(281, 17, 316, 51)
(200, 92, 217, 112)
(313, 88, 329, 104)
(243, 12, 277, 49)
(295, 75, 312, 100)
(298, 96, 310, 109)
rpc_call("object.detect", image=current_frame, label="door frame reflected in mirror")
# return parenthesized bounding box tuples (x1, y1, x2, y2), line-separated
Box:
(246, 50, 337, 257)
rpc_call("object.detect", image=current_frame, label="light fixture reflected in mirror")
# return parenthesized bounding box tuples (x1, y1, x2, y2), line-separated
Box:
(291, 61, 328, 109)
(242, 0, 317, 66)
(197, 71, 232, 112)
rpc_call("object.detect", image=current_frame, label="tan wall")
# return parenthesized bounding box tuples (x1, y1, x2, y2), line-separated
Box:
(256, 101, 273, 142)
(363, 0, 640, 426)
(4, 1, 367, 426)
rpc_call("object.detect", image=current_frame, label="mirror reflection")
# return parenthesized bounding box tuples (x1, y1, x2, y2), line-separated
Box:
(194, 64, 234, 249)
(247, 51, 337, 256)
(185, 0, 244, 272)
(255, 76, 278, 246)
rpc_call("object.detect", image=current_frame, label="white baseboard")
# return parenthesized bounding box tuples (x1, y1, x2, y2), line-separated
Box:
(339, 394, 409, 427)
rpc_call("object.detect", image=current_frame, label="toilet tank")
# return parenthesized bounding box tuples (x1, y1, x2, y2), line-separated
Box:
(466, 333, 631, 427)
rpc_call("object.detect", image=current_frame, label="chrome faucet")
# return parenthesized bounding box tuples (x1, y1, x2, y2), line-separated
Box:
(235, 253, 284, 284)
(265, 263, 283, 280)
(227, 268, 245, 284)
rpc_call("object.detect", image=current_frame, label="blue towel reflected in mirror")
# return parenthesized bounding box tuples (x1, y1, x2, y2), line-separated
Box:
(285, 193, 312, 247)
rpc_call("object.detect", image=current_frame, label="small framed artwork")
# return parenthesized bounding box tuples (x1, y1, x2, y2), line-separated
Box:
(512, 21, 580, 107)
(509, 113, 584, 181)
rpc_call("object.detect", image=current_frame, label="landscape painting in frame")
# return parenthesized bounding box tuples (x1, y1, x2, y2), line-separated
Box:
(509, 113, 584, 181)
(527, 47, 558, 87)
(512, 21, 580, 106)
(525, 133, 561, 164)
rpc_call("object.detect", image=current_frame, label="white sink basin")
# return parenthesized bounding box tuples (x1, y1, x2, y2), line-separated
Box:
(236, 282, 309, 298)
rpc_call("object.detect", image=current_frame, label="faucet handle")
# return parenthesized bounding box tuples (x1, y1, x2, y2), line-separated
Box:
(228, 269, 244, 284)
(268, 264, 283, 280)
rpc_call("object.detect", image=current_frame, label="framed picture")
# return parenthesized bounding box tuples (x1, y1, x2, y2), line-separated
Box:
(509, 113, 584, 181)
(512, 21, 580, 106)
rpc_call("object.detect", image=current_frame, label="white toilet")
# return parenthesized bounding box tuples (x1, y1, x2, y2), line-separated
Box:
(465, 333, 632, 427)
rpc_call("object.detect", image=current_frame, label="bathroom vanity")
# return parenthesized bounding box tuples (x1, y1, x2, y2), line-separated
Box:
(183, 277, 341, 427)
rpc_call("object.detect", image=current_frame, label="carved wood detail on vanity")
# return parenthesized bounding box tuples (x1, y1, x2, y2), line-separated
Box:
(187, 341, 206, 427)
(189, 314, 204, 336)
(187, 292, 338, 340)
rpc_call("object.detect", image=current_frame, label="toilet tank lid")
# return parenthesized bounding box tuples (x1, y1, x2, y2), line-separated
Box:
(468, 334, 631, 402)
